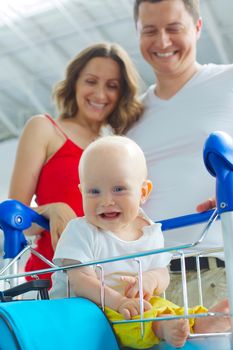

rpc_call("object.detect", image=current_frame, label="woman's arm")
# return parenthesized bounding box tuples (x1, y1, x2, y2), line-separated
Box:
(34, 203, 76, 248)
(8, 115, 76, 247)
(9, 115, 48, 205)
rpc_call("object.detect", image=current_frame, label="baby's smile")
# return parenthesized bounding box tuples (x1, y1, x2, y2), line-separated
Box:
(99, 212, 121, 220)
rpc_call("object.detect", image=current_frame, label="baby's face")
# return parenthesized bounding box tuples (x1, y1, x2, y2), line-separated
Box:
(80, 146, 145, 235)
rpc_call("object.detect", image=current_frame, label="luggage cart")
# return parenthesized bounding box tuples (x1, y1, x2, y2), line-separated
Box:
(0, 131, 233, 350)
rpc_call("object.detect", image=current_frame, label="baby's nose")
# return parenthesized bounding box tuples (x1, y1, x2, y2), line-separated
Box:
(101, 193, 115, 206)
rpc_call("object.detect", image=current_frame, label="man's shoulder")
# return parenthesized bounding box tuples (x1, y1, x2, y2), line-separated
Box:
(201, 63, 233, 77)
(140, 84, 156, 103)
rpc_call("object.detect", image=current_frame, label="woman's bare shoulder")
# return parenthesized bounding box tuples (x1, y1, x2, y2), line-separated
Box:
(23, 114, 56, 136)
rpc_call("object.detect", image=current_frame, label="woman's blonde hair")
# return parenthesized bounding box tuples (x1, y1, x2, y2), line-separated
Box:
(53, 42, 143, 134)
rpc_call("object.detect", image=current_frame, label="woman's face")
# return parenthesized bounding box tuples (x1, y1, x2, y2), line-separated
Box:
(75, 57, 121, 127)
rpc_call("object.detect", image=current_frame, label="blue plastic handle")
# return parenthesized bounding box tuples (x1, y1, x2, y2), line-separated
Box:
(158, 209, 216, 231)
(0, 200, 218, 257)
(203, 131, 233, 213)
(0, 199, 49, 259)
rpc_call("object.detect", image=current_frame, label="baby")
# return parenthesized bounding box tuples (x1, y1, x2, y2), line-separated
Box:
(51, 136, 230, 348)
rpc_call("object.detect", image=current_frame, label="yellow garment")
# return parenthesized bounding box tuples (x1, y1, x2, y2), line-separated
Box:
(105, 296, 207, 349)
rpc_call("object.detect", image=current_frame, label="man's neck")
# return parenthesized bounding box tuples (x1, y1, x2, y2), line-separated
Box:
(154, 62, 201, 100)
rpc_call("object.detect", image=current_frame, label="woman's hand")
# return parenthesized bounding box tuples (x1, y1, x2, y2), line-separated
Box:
(35, 202, 77, 249)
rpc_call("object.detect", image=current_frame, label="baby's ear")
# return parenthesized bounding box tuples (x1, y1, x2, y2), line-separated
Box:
(141, 180, 153, 204)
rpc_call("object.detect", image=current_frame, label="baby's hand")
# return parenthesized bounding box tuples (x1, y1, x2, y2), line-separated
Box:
(117, 297, 152, 320)
(121, 273, 157, 300)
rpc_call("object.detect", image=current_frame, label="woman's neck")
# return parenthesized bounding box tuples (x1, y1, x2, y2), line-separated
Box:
(73, 115, 103, 135)
(60, 117, 103, 149)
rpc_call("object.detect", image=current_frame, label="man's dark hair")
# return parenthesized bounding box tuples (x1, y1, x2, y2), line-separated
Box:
(134, 0, 200, 24)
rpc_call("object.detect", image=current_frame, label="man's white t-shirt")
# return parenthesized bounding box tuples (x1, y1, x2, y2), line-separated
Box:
(127, 64, 233, 254)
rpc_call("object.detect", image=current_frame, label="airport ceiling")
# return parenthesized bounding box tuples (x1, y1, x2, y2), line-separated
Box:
(0, 0, 232, 142)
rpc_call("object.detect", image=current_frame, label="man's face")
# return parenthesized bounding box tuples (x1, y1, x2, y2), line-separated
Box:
(137, 0, 202, 79)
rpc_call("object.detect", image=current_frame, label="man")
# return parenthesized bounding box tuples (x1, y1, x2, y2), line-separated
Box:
(127, 0, 233, 307)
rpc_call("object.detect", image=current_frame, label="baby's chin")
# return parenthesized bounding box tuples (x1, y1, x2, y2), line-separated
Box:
(90, 214, 123, 232)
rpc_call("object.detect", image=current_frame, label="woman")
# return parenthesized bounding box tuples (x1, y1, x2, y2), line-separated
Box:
(9, 42, 143, 283)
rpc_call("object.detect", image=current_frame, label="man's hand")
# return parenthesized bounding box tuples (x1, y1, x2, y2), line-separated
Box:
(196, 197, 216, 212)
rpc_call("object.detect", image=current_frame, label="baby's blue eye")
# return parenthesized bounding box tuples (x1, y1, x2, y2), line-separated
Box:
(113, 186, 125, 193)
(87, 188, 100, 195)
